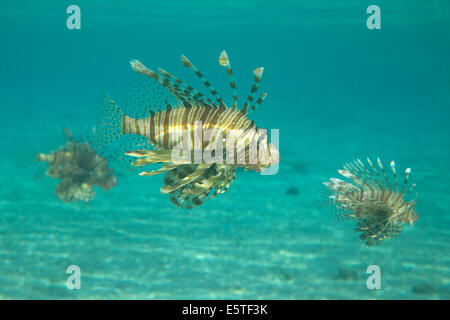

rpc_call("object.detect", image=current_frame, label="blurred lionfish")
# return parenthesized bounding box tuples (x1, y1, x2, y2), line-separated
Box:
(37, 129, 117, 202)
(96, 51, 279, 209)
(323, 158, 418, 246)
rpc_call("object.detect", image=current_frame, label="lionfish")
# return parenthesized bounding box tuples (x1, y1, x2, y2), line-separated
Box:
(323, 157, 418, 246)
(37, 129, 117, 202)
(95, 51, 280, 209)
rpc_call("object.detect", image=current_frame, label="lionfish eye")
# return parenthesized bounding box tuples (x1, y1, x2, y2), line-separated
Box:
(257, 133, 267, 143)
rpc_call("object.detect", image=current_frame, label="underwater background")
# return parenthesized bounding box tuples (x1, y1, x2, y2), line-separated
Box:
(0, 0, 449, 299)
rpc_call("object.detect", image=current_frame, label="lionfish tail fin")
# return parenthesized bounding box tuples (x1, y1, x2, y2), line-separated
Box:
(94, 93, 124, 150)
(94, 93, 156, 172)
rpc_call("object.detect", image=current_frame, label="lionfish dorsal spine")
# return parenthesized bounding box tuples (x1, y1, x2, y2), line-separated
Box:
(377, 157, 392, 191)
(342, 162, 370, 190)
(157, 67, 214, 107)
(242, 67, 265, 114)
(180, 54, 226, 108)
(365, 157, 387, 190)
(405, 183, 416, 196)
(342, 162, 374, 191)
(390, 161, 398, 192)
(130, 59, 207, 108)
(219, 50, 238, 111)
(354, 158, 383, 190)
(130, 59, 183, 108)
(399, 167, 411, 195)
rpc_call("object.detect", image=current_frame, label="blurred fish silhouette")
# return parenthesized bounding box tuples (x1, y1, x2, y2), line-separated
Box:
(37, 128, 117, 202)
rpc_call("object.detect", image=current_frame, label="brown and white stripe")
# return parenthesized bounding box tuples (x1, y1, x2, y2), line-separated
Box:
(323, 157, 418, 246)
(121, 104, 255, 152)
(97, 51, 279, 209)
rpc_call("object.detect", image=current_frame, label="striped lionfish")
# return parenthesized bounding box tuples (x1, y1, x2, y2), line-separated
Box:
(96, 51, 280, 209)
(323, 158, 418, 246)
(37, 129, 117, 202)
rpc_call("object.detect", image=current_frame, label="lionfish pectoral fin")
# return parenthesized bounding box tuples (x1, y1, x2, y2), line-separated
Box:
(163, 164, 236, 209)
(128, 149, 192, 167)
(160, 164, 211, 194)
(127, 150, 172, 165)
(125, 150, 154, 157)
(131, 158, 158, 166)
(216, 165, 237, 194)
(139, 163, 179, 176)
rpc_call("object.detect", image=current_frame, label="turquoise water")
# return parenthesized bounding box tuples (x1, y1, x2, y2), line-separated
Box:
(1, 0, 449, 299)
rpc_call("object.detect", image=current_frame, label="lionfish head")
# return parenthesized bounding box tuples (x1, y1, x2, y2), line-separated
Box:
(268, 142, 280, 167)
(400, 200, 418, 225)
(249, 130, 280, 171)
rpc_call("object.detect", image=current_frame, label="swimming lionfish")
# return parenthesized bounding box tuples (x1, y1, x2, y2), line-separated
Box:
(37, 130, 117, 202)
(323, 158, 418, 246)
(96, 51, 279, 209)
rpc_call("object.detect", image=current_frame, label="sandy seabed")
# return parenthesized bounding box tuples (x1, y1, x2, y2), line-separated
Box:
(1, 99, 449, 300)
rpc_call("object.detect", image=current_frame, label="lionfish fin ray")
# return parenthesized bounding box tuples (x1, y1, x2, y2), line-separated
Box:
(94, 93, 155, 172)
(104, 136, 154, 172)
(242, 67, 265, 114)
(139, 163, 179, 176)
(219, 50, 238, 110)
(157, 67, 215, 107)
(324, 157, 418, 246)
(180, 54, 226, 107)
(128, 149, 190, 166)
(124, 78, 180, 119)
(160, 164, 211, 194)
(94, 92, 125, 149)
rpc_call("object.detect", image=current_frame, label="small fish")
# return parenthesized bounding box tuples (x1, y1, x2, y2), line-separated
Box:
(95, 51, 279, 209)
(323, 157, 418, 246)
